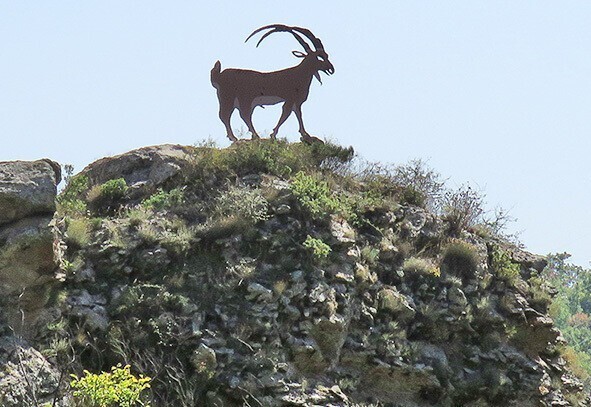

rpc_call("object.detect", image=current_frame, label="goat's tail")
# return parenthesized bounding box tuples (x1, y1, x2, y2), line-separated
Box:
(210, 60, 221, 87)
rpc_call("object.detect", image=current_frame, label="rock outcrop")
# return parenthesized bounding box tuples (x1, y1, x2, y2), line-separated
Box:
(0, 159, 60, 225)
(0, 160, 63, 405)
(80, 144, 192, 199)
(0, 160, 61, 335)
(0, 142, 588, 406)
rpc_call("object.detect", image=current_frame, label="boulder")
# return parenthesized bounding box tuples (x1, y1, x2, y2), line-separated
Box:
(0, 159, 60, 226)
(0, 337, 62, 407)
(0, 159, 61, 336)
(80, 144, 192, 197)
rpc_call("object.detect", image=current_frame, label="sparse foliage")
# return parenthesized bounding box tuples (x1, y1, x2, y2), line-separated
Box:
(70, 364, 151, 407)
(442, 184, 485, 236)
(303, 235, 332, 259)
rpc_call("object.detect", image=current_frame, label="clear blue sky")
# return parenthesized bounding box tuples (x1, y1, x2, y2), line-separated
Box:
(2, 2, 590, 266)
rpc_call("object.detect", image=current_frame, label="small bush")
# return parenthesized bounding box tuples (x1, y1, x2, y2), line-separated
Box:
(159, 223, 193, 257)
(400, 186, 426, 207)
(212, 185, 269, 223)
(442, 184, 485, 236)
(70, 364, 151, 407)
(491, 246, 521, 284)
(100, 178, 129, 199)
(137, 218, 193, 256)
(66, 217, 92, 248)
(290, 171, 339, 218)
(127, 207, 151, 227)
(142, 188, 185, 211)
(392, 159, 445, 210)
(441, 240, 480, 279)
(87, 178, 129, 214)
(58, 174, 89, 214)
(403, 257, 440, 278)
(303, 235, 332, 259)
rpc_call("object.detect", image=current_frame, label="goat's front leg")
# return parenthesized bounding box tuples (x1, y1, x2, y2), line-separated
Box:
(270, 103, 292, 140)
(294, 104, 323, 144)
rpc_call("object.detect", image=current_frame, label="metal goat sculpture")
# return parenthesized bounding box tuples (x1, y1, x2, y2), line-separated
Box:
(211, 24, 334, 143)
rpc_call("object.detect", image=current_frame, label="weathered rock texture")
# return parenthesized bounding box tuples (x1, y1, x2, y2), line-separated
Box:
(0, 160, 61, 335)
(0, 337, 63, 406)
(0, 142, 588, 406)
(80, 144, 192, 199)
(0, 159, 60, 225)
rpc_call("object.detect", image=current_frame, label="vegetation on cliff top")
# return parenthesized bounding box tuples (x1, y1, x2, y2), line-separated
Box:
(33, 139, 587, 406)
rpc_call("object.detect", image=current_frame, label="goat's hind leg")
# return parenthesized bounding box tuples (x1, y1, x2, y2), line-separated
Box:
(238, 104, 260, 140)
(219, 98, 237, 142)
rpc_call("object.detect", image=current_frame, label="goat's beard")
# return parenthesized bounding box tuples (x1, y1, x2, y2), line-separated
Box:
(314, 71, 323, 85)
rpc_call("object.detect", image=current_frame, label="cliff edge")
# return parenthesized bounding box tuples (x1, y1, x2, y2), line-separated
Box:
(0, 141, 587, 406)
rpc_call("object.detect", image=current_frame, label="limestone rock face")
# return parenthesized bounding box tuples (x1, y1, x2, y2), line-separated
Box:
(0, 159, 60, 226)
(0, 160, 60, 336)
(80, 144, 192, 196)
(0, 216, 56, 292)
(0, 337, 62, 407)
(0, 143, 586, 406)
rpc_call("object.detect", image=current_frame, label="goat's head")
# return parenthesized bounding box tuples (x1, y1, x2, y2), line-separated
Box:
(246, 24, 334, 83)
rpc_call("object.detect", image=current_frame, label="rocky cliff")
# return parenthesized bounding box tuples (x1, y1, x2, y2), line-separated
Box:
(0, 141, 587, 406)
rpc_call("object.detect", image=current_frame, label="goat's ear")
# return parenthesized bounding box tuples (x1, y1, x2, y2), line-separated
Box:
(292, 50, 306, 58)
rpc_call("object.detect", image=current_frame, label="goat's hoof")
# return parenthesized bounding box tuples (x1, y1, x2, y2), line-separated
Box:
(301, 135, 324, 145)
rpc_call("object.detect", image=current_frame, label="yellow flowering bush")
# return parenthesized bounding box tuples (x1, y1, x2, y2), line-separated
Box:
(70, 364, 151, 407)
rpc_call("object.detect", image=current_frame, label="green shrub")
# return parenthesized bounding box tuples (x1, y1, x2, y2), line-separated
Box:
(87, 178, 129, 214)
(101, 178, 129, 198)
(403, 257, 440, 278)
(491, 247, 521, 284)
(400, 186, 426, 207)
(66, 217, 92, 248)
(127, 207, 151, 227)
(159, 223, 193, 257)
(70, 364, 151, 407)
(441, 240, 480, 279)
(193, 185, 270, 240)
(303, 235, 332, 259)
(212, 185, 269, 223)
(137, 218, 193, 256)
(339, 189, 385, 227)
(290, 171, 339, 218)
(58, 174, 89, 214)
(142, 188, 185, 211)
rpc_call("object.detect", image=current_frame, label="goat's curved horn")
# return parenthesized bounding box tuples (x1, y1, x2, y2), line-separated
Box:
(289, 26, 325, 51)
(246, 24, 312, 53)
